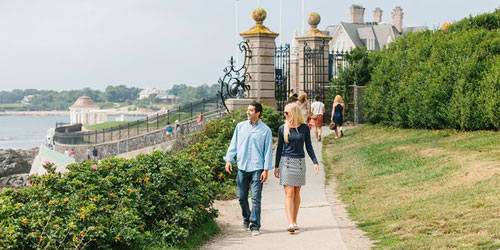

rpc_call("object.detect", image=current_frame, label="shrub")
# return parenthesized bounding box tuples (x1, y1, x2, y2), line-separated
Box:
(362, 8, 500, 130)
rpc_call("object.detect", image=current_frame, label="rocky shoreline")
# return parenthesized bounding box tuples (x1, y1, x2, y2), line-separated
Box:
(0, 147, 39, 191)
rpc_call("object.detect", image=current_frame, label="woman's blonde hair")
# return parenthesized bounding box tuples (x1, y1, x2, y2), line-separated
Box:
(334, 95, 344, 103)
(297, 91, 307, 103)
(284, 103, 305, 143)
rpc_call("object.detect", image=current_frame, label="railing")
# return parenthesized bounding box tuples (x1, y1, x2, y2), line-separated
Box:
(54, 96, 221, 145)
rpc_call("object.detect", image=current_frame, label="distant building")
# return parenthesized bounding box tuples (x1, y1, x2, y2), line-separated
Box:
(139, 88, 178, 103)
(69, 96, 106, 126)
(324, 5, 427, 52)
(21, 95, 35, 104)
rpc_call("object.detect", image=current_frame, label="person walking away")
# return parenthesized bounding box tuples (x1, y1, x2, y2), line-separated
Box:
(331, 95, 345, 139)
(86, 148, 91, 160)
(224, 102, 273, 236)
(92, 147, 98, 160)
(69, 148, 76, 158)
(289, 89, 295, 98)
(296, 91, 310, 125)
(165, 122, 173, 139)
(64, 148, 70, 157)
(310, 95, 325, 141)
(274, 103, 319, 233)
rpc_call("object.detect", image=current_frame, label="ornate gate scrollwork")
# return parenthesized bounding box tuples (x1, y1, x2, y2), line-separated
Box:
(218, 40, 252, 113)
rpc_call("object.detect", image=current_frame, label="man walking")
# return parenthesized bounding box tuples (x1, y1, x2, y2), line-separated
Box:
(224, 102, 273, 236)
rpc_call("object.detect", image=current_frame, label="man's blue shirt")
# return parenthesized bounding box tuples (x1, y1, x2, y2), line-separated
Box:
(224, 119, 273, 172)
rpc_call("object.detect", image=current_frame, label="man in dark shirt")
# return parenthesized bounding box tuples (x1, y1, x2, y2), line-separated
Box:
(92, 147, 98, 160)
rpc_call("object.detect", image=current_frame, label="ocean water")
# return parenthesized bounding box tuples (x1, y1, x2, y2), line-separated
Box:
(0, 115, 143, 149)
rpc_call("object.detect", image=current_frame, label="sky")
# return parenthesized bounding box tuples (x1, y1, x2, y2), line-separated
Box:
(0, 0, 499, 91)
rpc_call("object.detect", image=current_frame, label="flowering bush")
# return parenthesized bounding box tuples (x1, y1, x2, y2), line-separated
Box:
(0, 106, 281, 249)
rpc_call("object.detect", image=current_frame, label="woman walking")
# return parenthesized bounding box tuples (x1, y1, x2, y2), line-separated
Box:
(310, 95, 325, 141)
(274, 103, 319, 233)
(331, 95, 345, 139)
(296, 91, 310, 124)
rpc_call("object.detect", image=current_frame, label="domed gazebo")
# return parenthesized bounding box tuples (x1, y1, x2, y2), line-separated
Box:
(69, 96, 107, 126)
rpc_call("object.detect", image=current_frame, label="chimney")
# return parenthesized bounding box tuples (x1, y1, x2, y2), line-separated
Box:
(350, 5, 365, 24)
(392, 6, 403, 33)
(373, 8, 382, 23)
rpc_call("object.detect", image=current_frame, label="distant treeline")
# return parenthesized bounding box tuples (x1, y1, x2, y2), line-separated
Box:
(0, 83, 219, 111)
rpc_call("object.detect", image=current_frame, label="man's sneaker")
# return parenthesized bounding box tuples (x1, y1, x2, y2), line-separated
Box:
(251, 229, 260, 236)
(240, 223, 249, 231)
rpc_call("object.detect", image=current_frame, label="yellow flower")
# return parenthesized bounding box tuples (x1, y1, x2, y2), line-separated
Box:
(128, 188, 134, 194)
(136, 178, 143, 182)
(109, 192, 115, 199)
(48, 200, 54, 205)
(144, 177, 151, 183)
(79, 231, 84, 237)
(23, 218, 28, 225)
(199, 205, 205, 210)
(115, 234, 121, 241)
(195, 178, 200, 183)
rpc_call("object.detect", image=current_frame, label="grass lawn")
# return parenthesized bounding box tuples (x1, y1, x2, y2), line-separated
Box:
(84, 113, 198, 131)
(322, 124, 500, 249)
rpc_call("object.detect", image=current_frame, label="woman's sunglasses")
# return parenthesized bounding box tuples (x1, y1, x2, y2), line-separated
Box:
(284, 111, 289, 116)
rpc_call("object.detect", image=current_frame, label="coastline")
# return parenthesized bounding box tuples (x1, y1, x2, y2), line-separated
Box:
(0, 110, 154, 116)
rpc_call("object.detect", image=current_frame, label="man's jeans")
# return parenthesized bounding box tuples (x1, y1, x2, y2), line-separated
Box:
(237, 169, 263, 230)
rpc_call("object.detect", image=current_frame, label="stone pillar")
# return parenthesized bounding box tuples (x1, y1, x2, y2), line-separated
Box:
(240, 8, 279, 109)
(296, 12, 332, 95)
(290, 31, 300, 95)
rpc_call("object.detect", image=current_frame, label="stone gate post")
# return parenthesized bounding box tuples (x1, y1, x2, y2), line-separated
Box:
(240, 8, 279, 109)
(296, 12, 332, 96)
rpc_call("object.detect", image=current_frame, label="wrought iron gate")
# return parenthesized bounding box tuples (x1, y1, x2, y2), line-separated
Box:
(275, 44, 290, 114)
(303, 41, 328, 107)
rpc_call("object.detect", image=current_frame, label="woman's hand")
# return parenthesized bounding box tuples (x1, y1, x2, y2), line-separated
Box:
(274, 168, 280, 178)
(314, 164, 319, 175)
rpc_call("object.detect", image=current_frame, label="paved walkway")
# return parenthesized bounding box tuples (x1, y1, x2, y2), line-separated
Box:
(202, 127, 354, 250)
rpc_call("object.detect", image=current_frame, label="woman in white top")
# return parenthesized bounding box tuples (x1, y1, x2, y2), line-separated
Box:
(296, 91, 310, 123)
(310, 95, 325, 141)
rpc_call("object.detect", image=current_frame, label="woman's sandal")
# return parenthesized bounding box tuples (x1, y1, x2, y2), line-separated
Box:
(287, 224, 295, 233)
(293, 223, 300, 231)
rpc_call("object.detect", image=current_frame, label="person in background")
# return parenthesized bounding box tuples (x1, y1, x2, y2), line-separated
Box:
(69, 148, 76, 158)
(289, 89, 295, 98)
(331, 95, 345, 139)
(296, 91, 310, 124)
(224, 102, 273, 237)
(92, 147, 98, 160)
(274, 103, 319, 233)
(197, 112, 204, 125)
(166, 122, 173, 139)
(64, 148, 70, 157)
(310, 95, 325, 141)
(174, 120, 181, 137)
(86, 148, 91, 160)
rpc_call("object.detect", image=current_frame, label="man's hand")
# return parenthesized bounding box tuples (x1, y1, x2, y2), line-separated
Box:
(260, 170, 268, 183)
(225, 161, 232, 174)
(314, 164, 319, 175)
(274, 168, 280, 178)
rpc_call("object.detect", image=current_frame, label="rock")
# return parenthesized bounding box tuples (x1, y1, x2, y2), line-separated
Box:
(0, 149, 31, 178)
(16, 147, 39, 165)
(0, 173, 30, 191)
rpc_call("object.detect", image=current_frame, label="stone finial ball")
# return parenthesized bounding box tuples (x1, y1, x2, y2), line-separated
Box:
(253, 8, 267, 23)
(441, 22, 451, 31)
(308, 12, 321, 26)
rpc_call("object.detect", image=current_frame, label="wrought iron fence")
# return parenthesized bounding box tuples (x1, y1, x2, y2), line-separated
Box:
(328, 50, 347, 80)
(275, 44, 290, 114)
(303, 41, 329, 108)
(54, 96, 221, 145)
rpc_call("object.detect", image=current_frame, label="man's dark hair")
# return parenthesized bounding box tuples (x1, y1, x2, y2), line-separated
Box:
(250, 101, 263, 117)
(315, 95, 320, 101)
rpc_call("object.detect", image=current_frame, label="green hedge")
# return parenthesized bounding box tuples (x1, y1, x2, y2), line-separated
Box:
(0, 106, 281, 249)
(362, 9, 500, 130)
